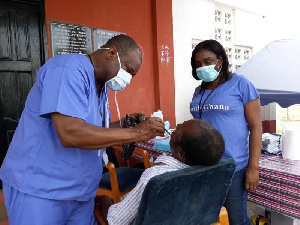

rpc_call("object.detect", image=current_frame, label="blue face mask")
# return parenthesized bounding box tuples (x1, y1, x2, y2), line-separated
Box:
(196, 61, 220, 82)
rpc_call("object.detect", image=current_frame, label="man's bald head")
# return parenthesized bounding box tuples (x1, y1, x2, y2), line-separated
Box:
(103, 34, 142, 62)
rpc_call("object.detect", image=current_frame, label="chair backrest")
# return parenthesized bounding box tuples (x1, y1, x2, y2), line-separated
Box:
(134, 158, 236, 225)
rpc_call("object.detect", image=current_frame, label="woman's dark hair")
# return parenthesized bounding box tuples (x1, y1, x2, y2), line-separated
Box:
(191, 39, 231, 81)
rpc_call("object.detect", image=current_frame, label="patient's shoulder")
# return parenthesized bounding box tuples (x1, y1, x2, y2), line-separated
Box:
(140, 163, 176, 183)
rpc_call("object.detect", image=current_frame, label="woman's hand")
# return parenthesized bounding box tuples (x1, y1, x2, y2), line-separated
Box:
(245, 167, 259, 191)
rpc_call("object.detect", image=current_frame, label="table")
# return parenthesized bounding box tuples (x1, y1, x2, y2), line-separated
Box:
(136, 137, 171, 162)
(136, 140, 300, 219)
(248, 154, 300, 219)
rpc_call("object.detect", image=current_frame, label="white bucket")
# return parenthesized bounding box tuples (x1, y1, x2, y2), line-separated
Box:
(281, 122, 300, 160)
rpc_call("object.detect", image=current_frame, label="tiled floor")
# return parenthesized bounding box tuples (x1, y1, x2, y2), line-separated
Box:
(0, 191, 8, 225)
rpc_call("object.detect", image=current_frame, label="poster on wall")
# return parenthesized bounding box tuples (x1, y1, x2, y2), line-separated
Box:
(50, 22, 92, 56)
(93, 29, 125, 51)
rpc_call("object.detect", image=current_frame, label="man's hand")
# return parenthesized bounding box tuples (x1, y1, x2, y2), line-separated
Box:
(245, 167, 259, 191)
(134, 117, 165, 142)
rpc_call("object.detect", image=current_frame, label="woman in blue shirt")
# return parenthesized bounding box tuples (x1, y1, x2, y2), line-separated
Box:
(190, 40, 262, 225)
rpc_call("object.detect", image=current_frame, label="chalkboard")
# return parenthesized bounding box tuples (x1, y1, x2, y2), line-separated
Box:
(93, 29, 125, 51)
(50, 22, 92, 56)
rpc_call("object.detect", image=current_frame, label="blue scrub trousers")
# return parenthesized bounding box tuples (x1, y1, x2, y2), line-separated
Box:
(2, 183, 97, 225)
(223, 167, 251, 225)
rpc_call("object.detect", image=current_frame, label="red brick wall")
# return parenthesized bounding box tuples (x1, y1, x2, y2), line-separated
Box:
(44, 0, 176, 125)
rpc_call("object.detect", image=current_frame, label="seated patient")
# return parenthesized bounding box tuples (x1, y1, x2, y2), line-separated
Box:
(99, 119, 225, 225)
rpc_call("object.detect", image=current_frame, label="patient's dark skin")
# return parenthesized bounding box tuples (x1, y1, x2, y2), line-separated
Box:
(169, 120, 192, 164)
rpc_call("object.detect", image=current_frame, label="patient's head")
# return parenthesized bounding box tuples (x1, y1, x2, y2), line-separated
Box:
(169, 119, 225, 166)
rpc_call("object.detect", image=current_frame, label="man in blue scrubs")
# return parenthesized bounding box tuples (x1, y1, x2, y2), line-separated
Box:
(0, 34, 164, 225)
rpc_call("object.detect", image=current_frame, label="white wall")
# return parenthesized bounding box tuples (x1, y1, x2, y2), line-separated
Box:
(172, 0, 265, 124)
(263, 0, 300, 43)
(234, 9, 266, 53)
(214, 0, 268, 15)
(172, 0, 215, 124)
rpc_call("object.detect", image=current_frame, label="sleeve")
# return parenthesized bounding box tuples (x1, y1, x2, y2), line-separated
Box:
(38, 66, 89, 120)
(192, 85, 202, 100)
(239, 76, 260, 105)
(107, 169, 155, 225)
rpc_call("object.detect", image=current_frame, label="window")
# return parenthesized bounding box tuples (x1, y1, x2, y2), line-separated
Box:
(225, 12, 232, 24)
(215, 28, 222, 40)
(235, 48, 241, 60)
(192, 39, 202, 49)
(235, 45, 253, 66)
(215, 10, 222, 22)
(225, 47, 232, 60)
(215, 4, 253, 71)
(244, 49, 250, 60)
(225, 30, 232, 42)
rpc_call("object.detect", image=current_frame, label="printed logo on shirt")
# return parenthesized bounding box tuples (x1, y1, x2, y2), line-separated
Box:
(190, 104, 230, 112)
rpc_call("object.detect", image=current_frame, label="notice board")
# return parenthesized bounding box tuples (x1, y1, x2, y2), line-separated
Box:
(50, 22, 92, 56)
(93, 29, 125, 51)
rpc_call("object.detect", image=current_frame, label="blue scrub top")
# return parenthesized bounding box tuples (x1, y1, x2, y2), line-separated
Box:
(190, 74, 259, 171)
(0, 54, 110, 201)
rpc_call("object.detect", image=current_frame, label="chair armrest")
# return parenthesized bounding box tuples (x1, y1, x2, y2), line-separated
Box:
(112, 146, 150, 169)
(103, 161, 115, 171)
(103, 162, 120, 192)
(133, 148, 150, 169)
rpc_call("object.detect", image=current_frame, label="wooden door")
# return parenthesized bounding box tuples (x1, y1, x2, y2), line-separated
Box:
(0, 0, 46, 174)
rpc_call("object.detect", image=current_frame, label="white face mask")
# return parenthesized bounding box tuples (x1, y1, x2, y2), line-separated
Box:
(105, 49, 132, 91)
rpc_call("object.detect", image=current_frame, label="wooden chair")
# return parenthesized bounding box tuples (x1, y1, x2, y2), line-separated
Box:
(211, 207, 230, 225)
(97, 146, 150, 203)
